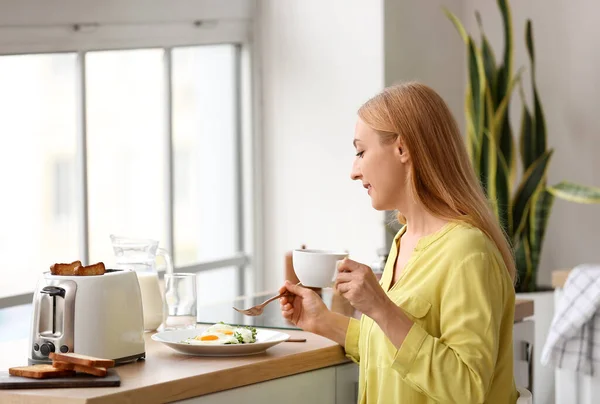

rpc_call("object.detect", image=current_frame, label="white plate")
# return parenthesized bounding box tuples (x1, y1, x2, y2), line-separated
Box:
(151, 327, 291, 357)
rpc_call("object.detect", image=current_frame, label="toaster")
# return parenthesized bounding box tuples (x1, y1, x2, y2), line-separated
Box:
(28, 269, 146, 365)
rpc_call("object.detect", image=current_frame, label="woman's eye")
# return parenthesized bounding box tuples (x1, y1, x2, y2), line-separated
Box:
(355, 151, 364, 158)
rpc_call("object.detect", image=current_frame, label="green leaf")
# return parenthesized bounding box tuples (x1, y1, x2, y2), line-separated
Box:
(514, 232, 533, 292)
(476, 11, 498, 102)
(525, 19, 547, 166)
(483, 94, 496, 210)
(525, 19, 534, 63)
(512, 150, 553, 236)
(445, 8, 486, 174)
(518, 81, 536, 171)
(479, 125, 490, 195)
(443, 8, 469, 42)
(497, 0, 513, 92)
(492, 68, 522, 190)
(528, 189, 554, 280)
(483, 124, 511, 235)
(548, 181, 600, 204)
(468, 37, 485, 154)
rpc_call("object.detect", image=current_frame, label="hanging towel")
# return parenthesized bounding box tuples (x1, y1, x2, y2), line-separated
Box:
(541, 264, 600, 375)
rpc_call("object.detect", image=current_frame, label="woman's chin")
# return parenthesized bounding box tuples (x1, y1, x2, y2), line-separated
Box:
(370, 199, 389, 211)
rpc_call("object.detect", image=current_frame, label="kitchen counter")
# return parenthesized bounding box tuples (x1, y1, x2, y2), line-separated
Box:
(514, 299, 534, 322)
(0, 329, 348, 404)
(552, 269, 572, 288)
(0, 299, 534, 404)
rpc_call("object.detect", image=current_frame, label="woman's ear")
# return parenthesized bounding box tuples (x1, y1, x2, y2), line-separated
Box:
(395, 137, 409, 162)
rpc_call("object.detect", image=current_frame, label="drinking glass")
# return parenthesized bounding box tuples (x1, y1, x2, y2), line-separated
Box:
(163, 273, 197, 330)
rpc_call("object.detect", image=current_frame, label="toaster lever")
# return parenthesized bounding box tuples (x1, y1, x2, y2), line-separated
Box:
(40, 286, 66, 298)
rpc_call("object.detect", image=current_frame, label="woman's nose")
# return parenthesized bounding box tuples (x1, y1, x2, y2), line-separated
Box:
(350, 159, 361, 181)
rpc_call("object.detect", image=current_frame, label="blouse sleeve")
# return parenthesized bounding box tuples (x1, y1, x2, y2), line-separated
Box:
(344, 317, 361, 363)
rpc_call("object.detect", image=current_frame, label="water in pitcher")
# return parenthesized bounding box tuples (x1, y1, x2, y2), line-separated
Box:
(110, 235, 173, 332)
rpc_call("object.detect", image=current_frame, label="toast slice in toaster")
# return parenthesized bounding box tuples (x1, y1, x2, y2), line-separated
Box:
(9, 364, 76, 379)
(50, 260, 82, 276)
(52, 361, 108, 377)
(49, 352, 115, 368)
(74, 262, 106, 276)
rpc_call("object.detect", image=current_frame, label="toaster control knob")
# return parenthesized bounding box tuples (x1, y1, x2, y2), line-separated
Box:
(40, 342, 55, 356)
(60, 345, 69, 353)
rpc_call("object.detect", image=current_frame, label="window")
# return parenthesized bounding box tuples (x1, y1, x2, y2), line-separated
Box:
(0, 53, 79, 299)
(53, 158, 75, 220)
(0, 1, 256, 318)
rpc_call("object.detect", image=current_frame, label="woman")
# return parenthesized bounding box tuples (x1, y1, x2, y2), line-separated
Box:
(279, 82, 519, 403)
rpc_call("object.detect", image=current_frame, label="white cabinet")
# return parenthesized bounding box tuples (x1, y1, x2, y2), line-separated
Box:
(554, 288, 600, 404)
(175, 363, 359, 404)
(513, 320, 534, 393)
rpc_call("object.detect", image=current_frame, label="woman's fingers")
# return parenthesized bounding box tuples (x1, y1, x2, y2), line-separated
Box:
(335, 280, 352, 295)
(337, 257, 363, 273)
(335, 271, 353, 283)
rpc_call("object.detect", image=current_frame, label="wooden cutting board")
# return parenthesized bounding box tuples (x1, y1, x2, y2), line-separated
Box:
(0, 368, 120, 389)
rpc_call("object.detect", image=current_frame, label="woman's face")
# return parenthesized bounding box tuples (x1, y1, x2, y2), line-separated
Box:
(350, 118, 409, 211)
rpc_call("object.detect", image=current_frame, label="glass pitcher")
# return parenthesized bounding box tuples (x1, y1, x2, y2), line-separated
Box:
(110, 235, 173, 332)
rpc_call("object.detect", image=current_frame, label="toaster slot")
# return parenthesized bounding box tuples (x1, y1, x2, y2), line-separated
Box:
(39, 286, 65, 338)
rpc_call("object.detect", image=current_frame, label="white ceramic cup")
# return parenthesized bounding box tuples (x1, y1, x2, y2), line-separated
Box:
(292, 249, 349, 288)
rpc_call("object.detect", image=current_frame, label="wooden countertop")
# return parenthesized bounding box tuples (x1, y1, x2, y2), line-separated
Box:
(514, 299, 534, 322)
(0, 329, 348, 404)
(0, 299, 534, 404)
(552, 269, 572, 289)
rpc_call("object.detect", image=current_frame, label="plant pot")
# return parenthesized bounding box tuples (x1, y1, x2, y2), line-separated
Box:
(516, 287, 555, 404)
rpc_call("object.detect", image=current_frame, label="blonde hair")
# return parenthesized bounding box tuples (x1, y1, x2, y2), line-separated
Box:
(358, 82, 516, 282)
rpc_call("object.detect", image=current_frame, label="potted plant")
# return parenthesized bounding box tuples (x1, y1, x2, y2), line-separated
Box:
(444, 0, 600, 400)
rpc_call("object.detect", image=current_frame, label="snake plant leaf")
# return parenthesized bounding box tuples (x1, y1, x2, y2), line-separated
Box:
(528, 189, 554, 280)
(483, 93, 497, 209)
(512, 149, 553, 236)
(445, 8, 486, 174)
(547, 181, 600, 203)
(514, 231, 533, 292)
(525, 19, 547, 167)
(443, 7, 469, 42)
(483, 122, 511, 234)
(464, 91, 479, 166)
(468, 38, 486, 163)
(476, 11, 498, 102)
(518, 81, 536, 171)
(498, 68, 523, 186)
(497, 0, 513, 82)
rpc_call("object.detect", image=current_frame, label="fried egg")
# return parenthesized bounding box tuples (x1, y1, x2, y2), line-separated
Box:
(182, 322, 257, 345)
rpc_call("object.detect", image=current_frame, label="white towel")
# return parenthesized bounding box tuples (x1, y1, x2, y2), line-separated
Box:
(541, 264, 600, 375)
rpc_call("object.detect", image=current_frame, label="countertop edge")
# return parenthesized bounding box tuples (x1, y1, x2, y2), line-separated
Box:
(514, 299, 534, 322)
(552, 269, 572, 289)
(90, 345, 349, 404)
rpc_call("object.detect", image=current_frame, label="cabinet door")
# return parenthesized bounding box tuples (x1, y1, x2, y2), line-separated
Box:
(513, 319, 534, 393)
(335, 362, 359, 404)
(174, 367, 336, 404)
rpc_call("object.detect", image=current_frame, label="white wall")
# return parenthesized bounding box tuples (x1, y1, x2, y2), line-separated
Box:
(383, 0, 466, 131)
(257, 0, 386, 291)
(257, 0, 600, 292)
(462, 0, 600, 288)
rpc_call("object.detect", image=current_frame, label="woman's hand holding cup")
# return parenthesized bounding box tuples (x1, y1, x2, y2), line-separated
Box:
(334, 258, 389, 318)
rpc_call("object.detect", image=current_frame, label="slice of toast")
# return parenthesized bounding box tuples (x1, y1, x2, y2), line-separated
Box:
(50, 260, 82, 276)
(9, 364, 76, 379)
(74, 262, 106, 276)
(52, 361, 108, 377)
(49, 352, 115, 368)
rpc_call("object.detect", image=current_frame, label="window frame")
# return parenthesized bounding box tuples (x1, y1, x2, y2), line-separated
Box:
(0, 0, 263, 309)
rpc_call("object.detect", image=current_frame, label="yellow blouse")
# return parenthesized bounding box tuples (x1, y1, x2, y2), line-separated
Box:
(344, 221, 519, 403)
